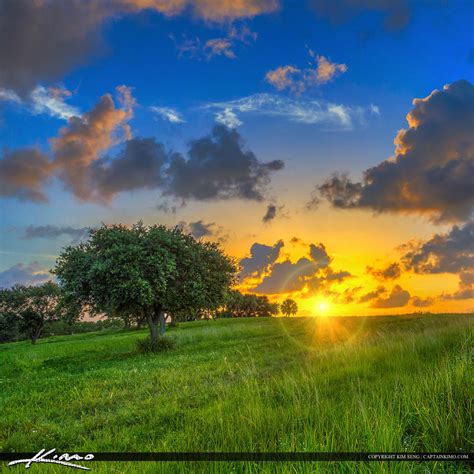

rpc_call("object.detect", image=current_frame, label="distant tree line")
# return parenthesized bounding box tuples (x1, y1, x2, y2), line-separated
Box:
(0, 222, 299, 346)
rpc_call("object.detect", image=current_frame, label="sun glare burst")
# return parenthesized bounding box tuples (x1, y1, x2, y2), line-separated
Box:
(315, 300, 330, 316)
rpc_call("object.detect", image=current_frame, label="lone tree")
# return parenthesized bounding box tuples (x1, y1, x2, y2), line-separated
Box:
(0, 282, 64, 344)
(54, 222, 237, 348)
(281, 298, 298, 317)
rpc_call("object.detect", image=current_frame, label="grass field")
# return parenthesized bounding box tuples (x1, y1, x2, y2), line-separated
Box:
(1, 314, 472, 473)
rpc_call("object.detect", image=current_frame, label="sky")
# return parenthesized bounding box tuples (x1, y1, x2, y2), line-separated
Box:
(0, 0, 473, 316)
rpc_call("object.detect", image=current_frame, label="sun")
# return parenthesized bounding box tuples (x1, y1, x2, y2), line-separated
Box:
(315, 300, 330, 316)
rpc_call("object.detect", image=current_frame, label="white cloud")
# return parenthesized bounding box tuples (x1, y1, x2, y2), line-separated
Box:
(0, 85, 79, 120)
(29, 86, 79, 120)
(0, 88, 21, 103)
(150, 106, 185, 123)
(204, 93, 379, 130)
(215, 108, 242, 128)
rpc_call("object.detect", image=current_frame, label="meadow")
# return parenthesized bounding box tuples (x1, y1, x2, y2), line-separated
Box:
(1, 314, 472, 473)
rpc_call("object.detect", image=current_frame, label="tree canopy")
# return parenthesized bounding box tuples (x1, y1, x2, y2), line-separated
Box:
(54, 222, 238, 347)
(0, 282, 65, 344)
(224, 290, 279, 318)
(281, 298, 298, 317)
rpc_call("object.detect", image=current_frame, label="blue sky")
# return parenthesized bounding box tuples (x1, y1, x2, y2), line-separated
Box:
(0, 0, 473, 314)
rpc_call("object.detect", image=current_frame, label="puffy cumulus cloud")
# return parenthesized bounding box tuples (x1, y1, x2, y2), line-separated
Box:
(164, 125, 284, 202)
(51, 86, 134, 202)
(1, 99, 283, 204)
(317, 80, 474, 223)
(411, 296, 434, 308)
(370, 285, 410, 308)
(0, 262, 52, 288)
(0, 148, 53, 202)
(308, 0, 411, 32)
(205, 93, 377, 130)
(0, 87, 136, 204)
(0, 0, 277, 94)
(22, 225, 90, 243)
(239, 240, 284, 279)
(265, 53, 347, 93)
(367, 262, 401, 280)
(312, 54, 348, 84)
(402, 221, 473, 274)
(247, 240, 351, 295)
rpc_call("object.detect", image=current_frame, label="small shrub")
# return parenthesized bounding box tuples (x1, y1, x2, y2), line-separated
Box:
(136, 336, 176, 354)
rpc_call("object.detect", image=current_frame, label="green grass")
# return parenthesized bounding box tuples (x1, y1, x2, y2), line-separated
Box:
(1, 314, 472, 473)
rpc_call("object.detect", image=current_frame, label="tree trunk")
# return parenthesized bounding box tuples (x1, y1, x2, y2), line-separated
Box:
(148, 314, 159, 348)
(159, 311, 166, 336)
(31, 327, 42, 345)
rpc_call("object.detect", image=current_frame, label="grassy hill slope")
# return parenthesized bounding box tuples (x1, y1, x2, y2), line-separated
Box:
(1, 314, 472, 473)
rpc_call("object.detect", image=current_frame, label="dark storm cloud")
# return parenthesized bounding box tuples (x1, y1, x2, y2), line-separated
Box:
(0, 262, 51, 288)
(440, 270, 474, 301)
(441, 287, 474, 300)
(178, 220, 229, 243)
(316, 80, 474, 223)
(326, 269, 351, 281)
(253, 257, 318, 294)
(187, 220, 215, 238)
(164, 126, 284, 202)
(0, 0, 108, 95)
(460, 271, 474, 286)
(22, 225, 90, 243)
(402, 221, 473, 274)
(239, 240, 284, 279)
(0, 148, 53, 202)
(370, 285, 410, 308)
(248, 240, 350, 295)
(411, 296, 434, 308)
(309, 243, 331, 268)
(0, 0, 278, 95)
(308, 0, 411, 31)
(94, 125, 283, 203)
(93, 138, 167, 200)
(367, 262, 401, 280)
(359, 285, 386, 303)
(262, 204, 277, 223)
